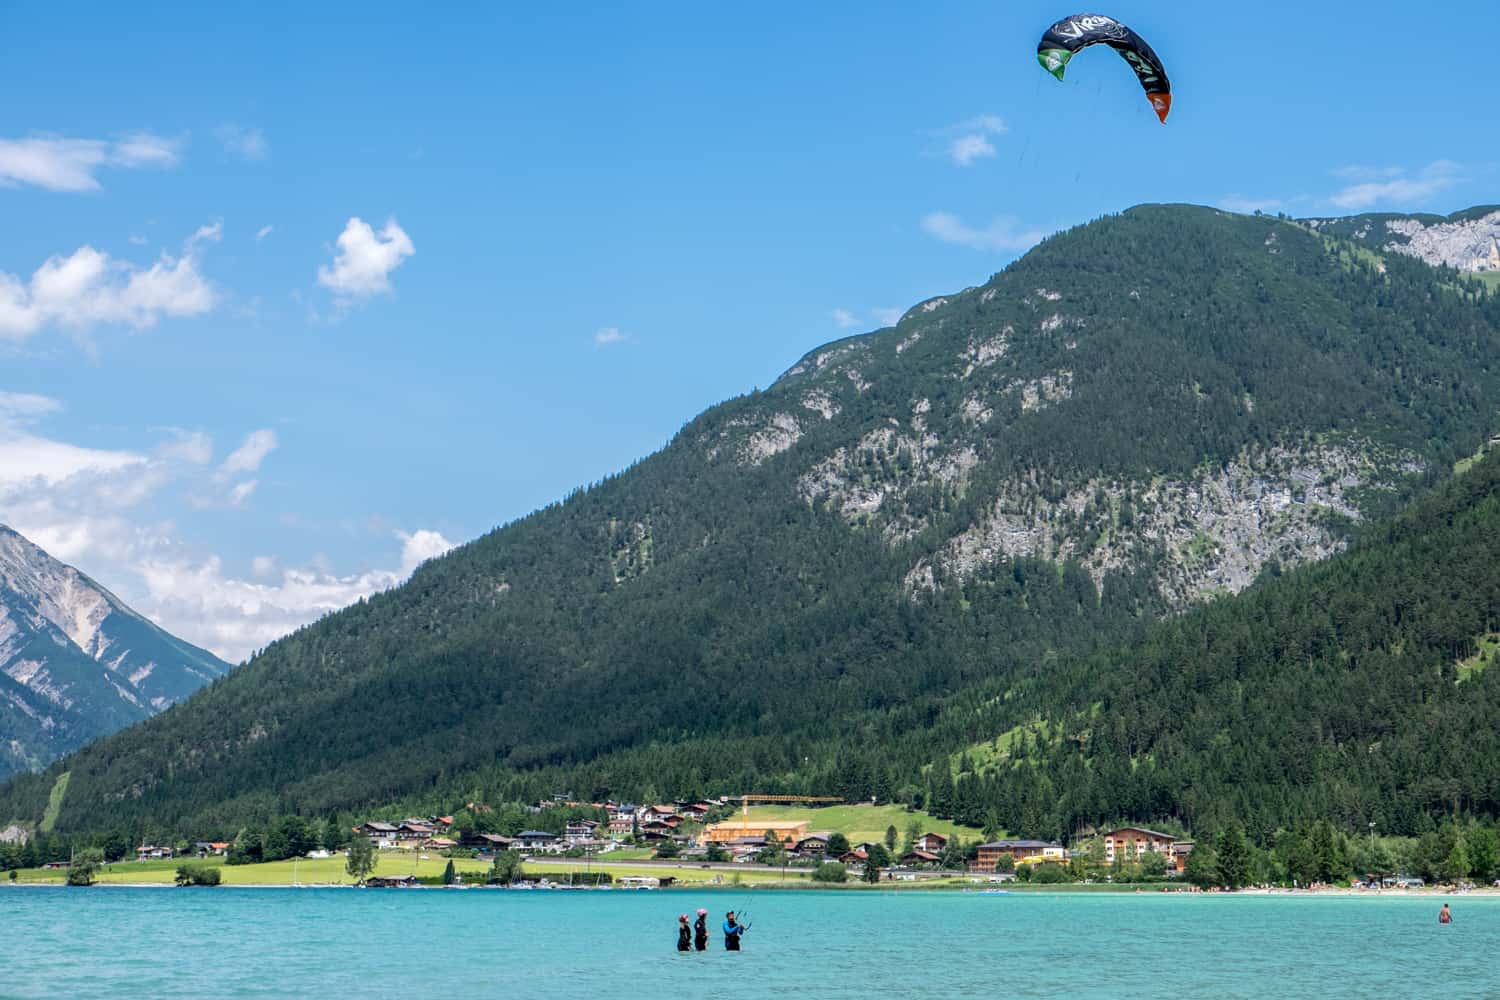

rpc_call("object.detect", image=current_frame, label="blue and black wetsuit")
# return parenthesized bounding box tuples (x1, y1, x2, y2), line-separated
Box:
(723, 917, 744, 951)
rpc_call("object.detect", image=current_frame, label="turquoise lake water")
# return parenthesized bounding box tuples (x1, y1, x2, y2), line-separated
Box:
(2, 887, 1493, 998)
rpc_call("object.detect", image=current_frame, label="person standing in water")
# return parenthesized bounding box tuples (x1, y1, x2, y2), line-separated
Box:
(693, 908, 709, 951)
(723, 911, 746, 951)
(677, 914, 692, 951)
(1439, 903, 1453, 924)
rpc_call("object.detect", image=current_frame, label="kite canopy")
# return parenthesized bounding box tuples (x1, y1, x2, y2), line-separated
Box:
(1038, 13, 1172, 123)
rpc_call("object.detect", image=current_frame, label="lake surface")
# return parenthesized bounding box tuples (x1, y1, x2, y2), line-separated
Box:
(2, 887, 1493, 998)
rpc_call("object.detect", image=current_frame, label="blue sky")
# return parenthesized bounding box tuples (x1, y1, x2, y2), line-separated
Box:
(2, 0, 1497, 660)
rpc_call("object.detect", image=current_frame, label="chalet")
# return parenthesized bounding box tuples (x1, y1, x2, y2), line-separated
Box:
(194, 841, 230, 857)
(900, 850, 942, 867)
(794, 833, 833, 855)
(1103, 827, 1178, 864)
(703, 820, 809, 847)
(973, 840, 1065, 873)
(608, 817, 633, 837)
(514, 830, 561, 851)
(641, 821, 676, 838)
(432, 816, 454, 831)
(678, 803, 711, 821)
(136, 845, 173, 860)
(465, 833, 517, 852)
(564, 820, 601, 843)
(638, 806, 681, 826)
(1171, 841, 1195, 873)
(423, 837, 458, 850)
(914, 833, 948, 853)
(838, 850, 869, 865)
(397, 822, 435, 843)
(360, 821, 399, 843)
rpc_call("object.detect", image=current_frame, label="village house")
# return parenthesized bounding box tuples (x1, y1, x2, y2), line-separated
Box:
(838, 849, 868, 865)
(914, 832, 948, 853)
(794, 833, 833, 856)
(1170, 841, 1194, 873)
(359, 821, 399, 845)
(608, 816, 634, 837)
(464, 832, 517, 852)
(900, 849, 942, 867)
(514, 830, 562, 852)
(397, 821, 435, 845)
(423, 837, 458, 851)
(564, 820, 601, 843)
(136, 845, 174, 860)
(972, 840, 1066, 873)
(1103, 826, 1179, 864)
(638, 805, 679, 825)
(194, 841, 230, 857)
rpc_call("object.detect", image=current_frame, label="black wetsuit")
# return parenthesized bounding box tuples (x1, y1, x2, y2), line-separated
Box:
(724, 918, 744, 951)
(694, 916, 708, 951)
(677, 924, 691, 951)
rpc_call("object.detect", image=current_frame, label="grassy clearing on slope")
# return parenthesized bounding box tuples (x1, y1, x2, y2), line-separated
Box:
(733, 804, 980, 844)
(953, 719, 1054, 777)
(1458, 634, 1500, 683)
(39, 771, 69, 834)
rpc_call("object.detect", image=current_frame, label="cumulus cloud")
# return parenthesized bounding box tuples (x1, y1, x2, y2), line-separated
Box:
(921, 212, 1049, 253)
(0, 400, 456, 662)
(399, 528, 456, 574)
(0, 224, 219, 341)
(934, 114, 1007, 167)
(1330, 161, 1463, 210)
(832, 309, 859, 329)
(0, 133, 182, 192)
(213, 125, 268, 160)
(594, 326, 626, 346)
(317, 217, 414, 299)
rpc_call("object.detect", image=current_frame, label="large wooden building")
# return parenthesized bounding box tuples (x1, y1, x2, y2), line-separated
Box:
(703, 820, 809, 846)
(972, 840, 1065, 872)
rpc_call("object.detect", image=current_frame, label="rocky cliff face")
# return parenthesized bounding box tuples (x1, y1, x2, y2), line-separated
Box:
(0, 525, 229, 775)
(1307, 207, 1500, 273)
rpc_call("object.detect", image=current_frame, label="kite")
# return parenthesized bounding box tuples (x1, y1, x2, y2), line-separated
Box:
(1038, 14, 1172, 123)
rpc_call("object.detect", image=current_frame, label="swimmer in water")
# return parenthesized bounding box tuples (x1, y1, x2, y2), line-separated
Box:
(1439, 903, 1452, 924)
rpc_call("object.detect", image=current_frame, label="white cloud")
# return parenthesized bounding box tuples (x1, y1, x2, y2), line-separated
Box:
(0, 133, 181, 192)
(921, 212, 1048, 253)
(213, 125, 268, 161)
(594, 326, 626, 346)
(399, 528, 456, 574)
(317, 217, 414, 299)
(0, 398, 457, 662)
(255, 225, 273, 241)
(832, 309, 859, 329)
(227, 480, 258, 507)
(949, 134, 996, 167)
(0, 391, 63, 421)
(1218, 195, 1284, 214)
(935, 114, 1007, 167)
(217, 429, 277, 479)
(871, 308, 903, 327)
(1330, 161, 1463, 210)
(0, 225, 218, 341)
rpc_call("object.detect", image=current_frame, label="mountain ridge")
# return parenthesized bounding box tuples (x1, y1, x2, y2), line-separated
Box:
(0, 525, 229, 776)
(5, 201, 1500, 837)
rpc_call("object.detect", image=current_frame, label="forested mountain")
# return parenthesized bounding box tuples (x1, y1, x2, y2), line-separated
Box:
(4, 203, 1500, 840)
(0, 526, 229, 777)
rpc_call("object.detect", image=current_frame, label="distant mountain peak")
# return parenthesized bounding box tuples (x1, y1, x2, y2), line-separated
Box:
(0, 523, 229, 777)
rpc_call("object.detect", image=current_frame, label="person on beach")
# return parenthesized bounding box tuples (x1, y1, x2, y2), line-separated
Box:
(724, 911, 746, 951)
(677, 914, 692, 951)
(694, 908, 709, 951)
(1439, 903, 1452, 924)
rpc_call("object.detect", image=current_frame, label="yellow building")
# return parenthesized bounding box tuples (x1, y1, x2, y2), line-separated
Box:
(703, 820, 810, 846)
